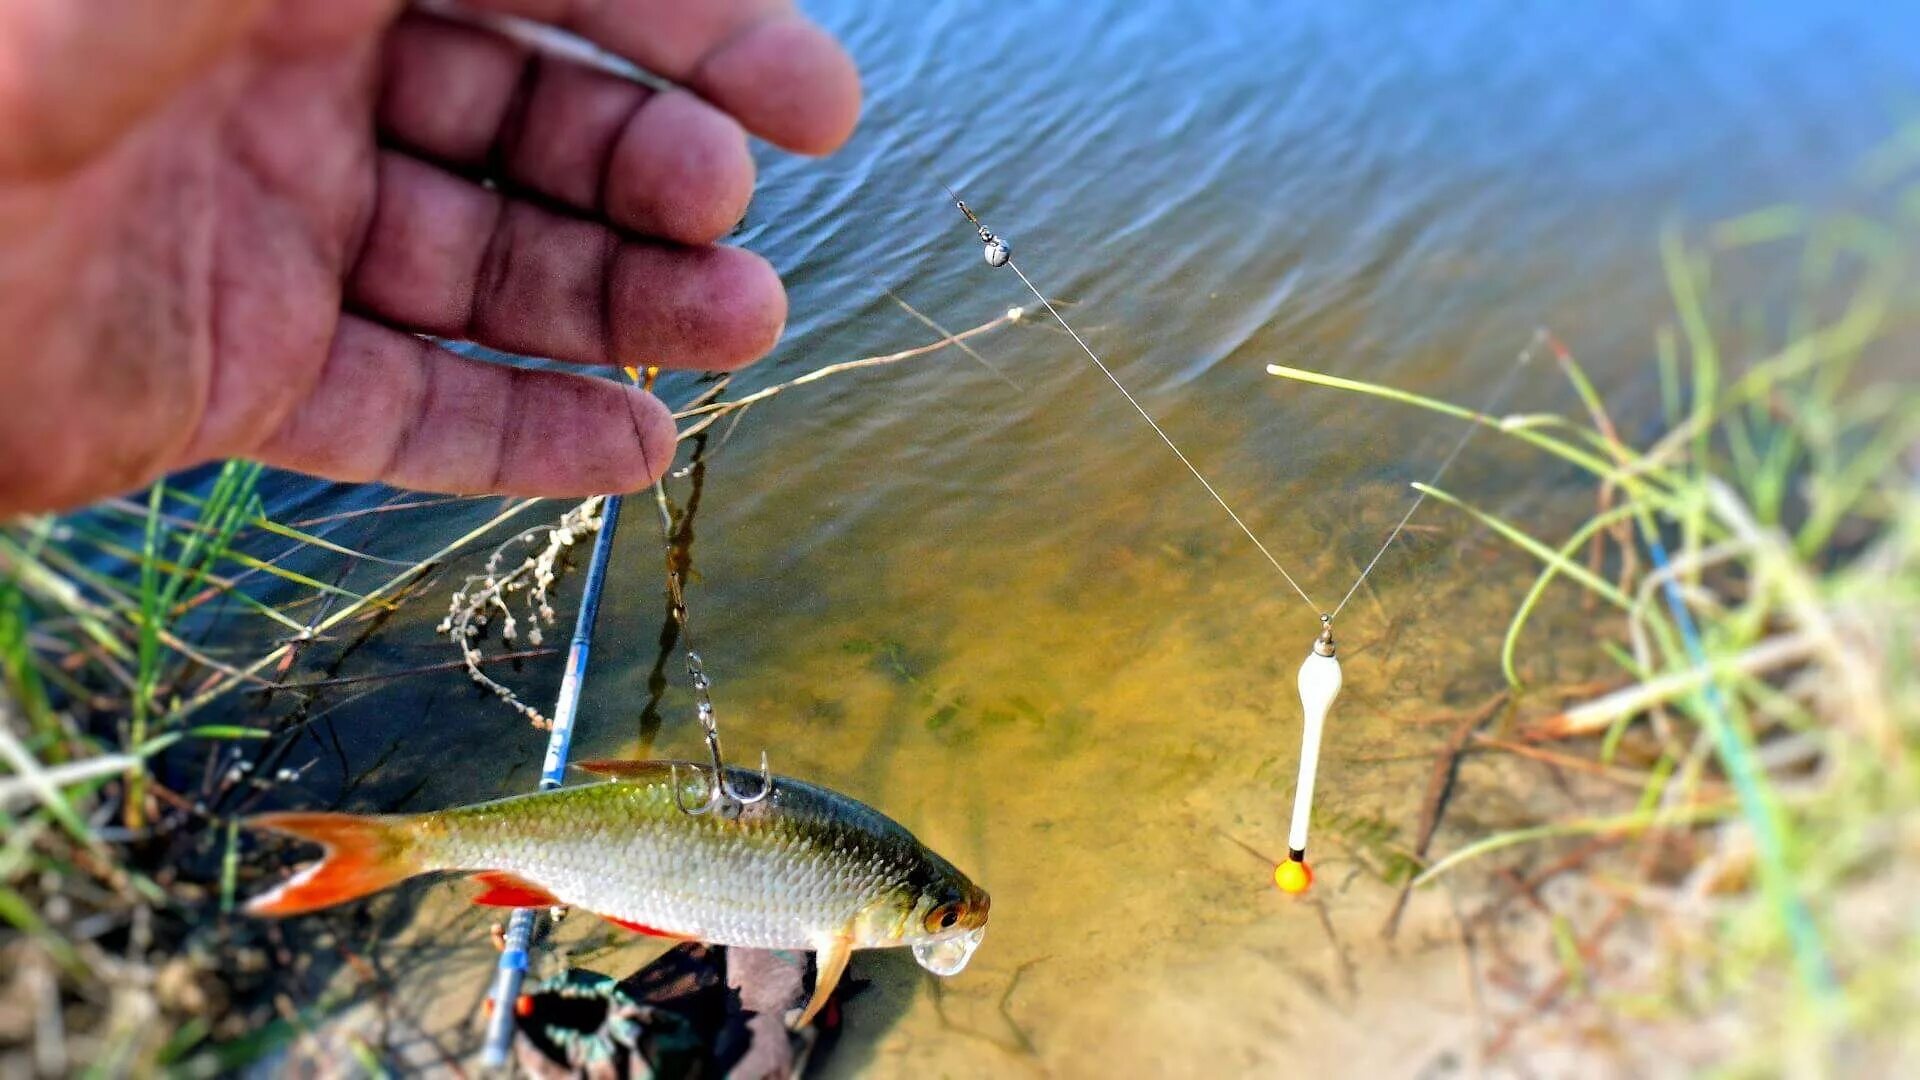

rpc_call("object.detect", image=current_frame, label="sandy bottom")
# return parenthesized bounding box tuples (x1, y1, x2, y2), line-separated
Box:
(286, 474, 1650, 1078)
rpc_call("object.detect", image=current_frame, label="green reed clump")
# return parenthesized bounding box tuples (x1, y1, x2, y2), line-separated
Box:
(0, 463, 560, 1072)
(1271, 192, 1919, 1064)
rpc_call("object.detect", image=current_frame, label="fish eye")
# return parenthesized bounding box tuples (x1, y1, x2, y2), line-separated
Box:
(924, 901, 963, 933)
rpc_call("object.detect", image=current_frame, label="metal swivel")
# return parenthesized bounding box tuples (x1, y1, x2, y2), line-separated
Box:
(974, 222, 1011, 267)
(1314, 613, 1336, 657)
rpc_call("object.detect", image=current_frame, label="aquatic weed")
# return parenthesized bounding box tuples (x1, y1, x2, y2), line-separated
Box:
(1270, 188, 1920, 1065)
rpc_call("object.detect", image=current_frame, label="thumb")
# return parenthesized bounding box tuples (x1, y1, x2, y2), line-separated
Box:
(0, 0, 269, 179)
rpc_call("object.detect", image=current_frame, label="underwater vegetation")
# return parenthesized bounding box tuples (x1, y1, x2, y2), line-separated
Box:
(1271, 195, 1920, 1068)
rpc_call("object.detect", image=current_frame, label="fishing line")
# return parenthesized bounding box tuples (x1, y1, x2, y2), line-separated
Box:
(649, 465, 772, 818)
(1011, 257, 1324, 614)
(942, 187, 1326, 614)
(941, 188, 1540, 894)
(1331, 332, 1545, 620)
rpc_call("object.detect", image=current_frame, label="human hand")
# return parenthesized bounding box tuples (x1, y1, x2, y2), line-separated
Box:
(0, 0, 860, 516)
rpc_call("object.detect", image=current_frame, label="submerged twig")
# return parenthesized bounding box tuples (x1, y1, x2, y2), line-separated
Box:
(1483, 899, 1629, 1060)
(1383, 691, 1509, 940)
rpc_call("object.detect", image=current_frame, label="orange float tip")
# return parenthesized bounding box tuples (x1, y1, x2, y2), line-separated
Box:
(1273, 858, 1313, 894)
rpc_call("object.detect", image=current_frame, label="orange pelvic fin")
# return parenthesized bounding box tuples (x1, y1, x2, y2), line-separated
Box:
(470, 871, 561, 909)
(603, 915, 696, 940)
(793, 936, 853, 1029)
(245, 812, 417, 916)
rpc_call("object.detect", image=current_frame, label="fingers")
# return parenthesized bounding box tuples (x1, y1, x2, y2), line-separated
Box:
(0, 0, 268, 178)
(380, 14, 754, 245)
(255, 316, 678, 496)
(455, 0, 861, 155)
(369, 2, 855, 372)
(680, 15, 861, 158)
(348, 152, 784, 371)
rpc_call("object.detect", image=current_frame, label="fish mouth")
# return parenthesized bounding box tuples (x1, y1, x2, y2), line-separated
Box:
(911, 925, 986, 976)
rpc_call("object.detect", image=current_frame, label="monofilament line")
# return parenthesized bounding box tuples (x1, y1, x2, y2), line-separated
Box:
(1329, 330, 1547, 619)
(1003, 260, 1323, 614)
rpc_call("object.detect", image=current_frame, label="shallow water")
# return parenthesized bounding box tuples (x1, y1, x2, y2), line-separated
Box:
(209, 2, 1920, 1074)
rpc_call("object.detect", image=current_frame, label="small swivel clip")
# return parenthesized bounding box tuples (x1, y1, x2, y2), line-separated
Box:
(1314, 613, 1336, 657)
(953, 196, 1012, 267)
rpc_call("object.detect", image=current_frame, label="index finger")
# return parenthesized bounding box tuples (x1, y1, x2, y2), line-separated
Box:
(455, 0, 860, 155)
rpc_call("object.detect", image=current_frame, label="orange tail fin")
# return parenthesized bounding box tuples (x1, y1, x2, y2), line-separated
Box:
(245, 812, 420, 916)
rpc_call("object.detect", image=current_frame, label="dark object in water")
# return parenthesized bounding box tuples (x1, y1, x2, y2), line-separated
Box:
(511, 944, 853, 1079)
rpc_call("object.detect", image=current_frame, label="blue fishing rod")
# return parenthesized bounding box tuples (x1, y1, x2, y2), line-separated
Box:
(479, 492, 624, 1067)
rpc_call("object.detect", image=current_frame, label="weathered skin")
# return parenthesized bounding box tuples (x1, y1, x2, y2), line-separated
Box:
(245, 760, 989, 1026)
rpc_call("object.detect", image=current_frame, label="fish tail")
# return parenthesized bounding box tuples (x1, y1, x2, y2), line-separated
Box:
(244, 812, 422, 916)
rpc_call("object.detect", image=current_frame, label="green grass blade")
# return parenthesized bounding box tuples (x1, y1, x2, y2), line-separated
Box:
(1501, 503, 1640, 687)
(1413, 800, 1735, 885)
(1412, 483, 1634, 609)
(1266, 364, 1621, 480)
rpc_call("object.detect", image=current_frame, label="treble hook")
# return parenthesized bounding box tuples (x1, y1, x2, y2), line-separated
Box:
(672, 730, 773, 818)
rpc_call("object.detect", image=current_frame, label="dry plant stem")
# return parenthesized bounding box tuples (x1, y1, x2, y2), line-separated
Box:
(1495, 866, 1555, 920)
(1464, 837, 1620, 930)
(165, 497, 546, 724)
(1706, 479, 1893, 751)
(1532, 631, 1821, 739)
(672, 307, 1028, 425)
(284, 648, 558, 690)
(0, 746, 141, 811)
(1581, 475, 1640, 613)
(1472, 734, 1680, 791)
(1497, 835, 1661, 1058)
(440, 312, 1027, 721)
(1621, 538, 1746, 748)
(1550, 334, 1644, 615)
(1623, 540, 1745, 746)
(1383, 690, 1510, 940)
(437, 497, 606, 727)
(6, 538, 280, 687)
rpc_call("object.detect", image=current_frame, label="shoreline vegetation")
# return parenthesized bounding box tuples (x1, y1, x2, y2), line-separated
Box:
(0, 308, 1027, 1075)
(1269, 195, 1919, 1067)
(3, 186, 1918, 1074)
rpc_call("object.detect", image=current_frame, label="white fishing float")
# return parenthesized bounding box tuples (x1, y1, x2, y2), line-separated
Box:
(1275, 616, 1341, 893)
